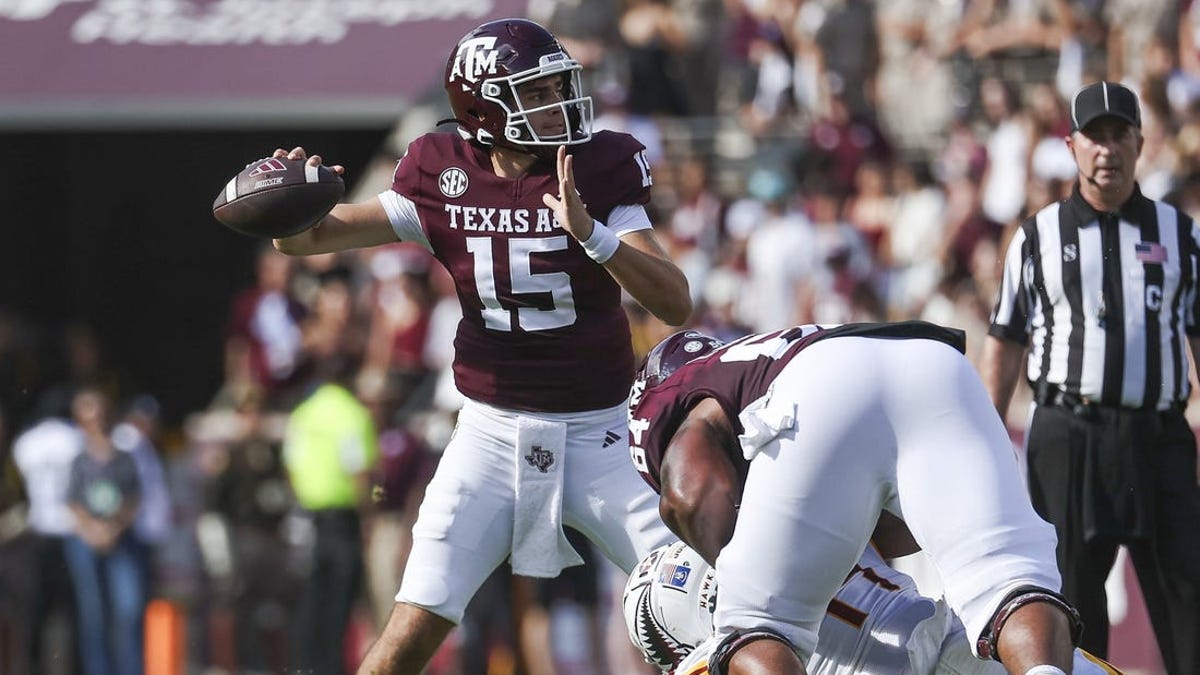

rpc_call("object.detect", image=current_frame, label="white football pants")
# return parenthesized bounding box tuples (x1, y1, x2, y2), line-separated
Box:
(715, 336, 1061, 661)
(397, 399, 673, 623)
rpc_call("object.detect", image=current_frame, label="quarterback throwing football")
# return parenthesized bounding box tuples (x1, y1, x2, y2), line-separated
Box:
(268, 18, 691, 674)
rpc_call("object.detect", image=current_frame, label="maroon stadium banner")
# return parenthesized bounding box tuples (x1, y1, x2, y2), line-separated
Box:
(0, 0, 527, 128)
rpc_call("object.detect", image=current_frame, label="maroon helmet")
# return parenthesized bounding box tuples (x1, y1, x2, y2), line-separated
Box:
(636, 330, 726, 390)
(444, 18, 593, 151)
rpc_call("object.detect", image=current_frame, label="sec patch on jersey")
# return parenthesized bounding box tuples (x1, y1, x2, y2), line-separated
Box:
(212, 157, 344, 238)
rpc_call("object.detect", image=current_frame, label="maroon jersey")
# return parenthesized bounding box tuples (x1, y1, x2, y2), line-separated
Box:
(627, 322, 966, 492)
(391, 130, 654, 412)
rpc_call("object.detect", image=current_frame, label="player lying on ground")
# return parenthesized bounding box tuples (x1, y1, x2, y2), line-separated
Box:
(625, 537, 1121, 674)
(626, 323, 1083, 675)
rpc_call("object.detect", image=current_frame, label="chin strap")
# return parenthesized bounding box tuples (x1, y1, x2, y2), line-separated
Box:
(975, 586, 1084, 662)
(707, 628, 796, 675)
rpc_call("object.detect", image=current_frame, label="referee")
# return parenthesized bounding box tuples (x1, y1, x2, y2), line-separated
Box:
(980, 80, 1200, 673)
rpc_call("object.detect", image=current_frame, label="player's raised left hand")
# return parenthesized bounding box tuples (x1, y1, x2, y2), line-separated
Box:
(542, 145, 594, 241)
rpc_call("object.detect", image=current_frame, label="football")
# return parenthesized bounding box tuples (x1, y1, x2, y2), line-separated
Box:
(212, 157, 344, 238)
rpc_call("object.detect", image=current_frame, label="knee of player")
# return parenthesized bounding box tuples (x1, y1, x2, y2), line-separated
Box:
(978, 586, 1082, 665)
(707, 628, 803, 675)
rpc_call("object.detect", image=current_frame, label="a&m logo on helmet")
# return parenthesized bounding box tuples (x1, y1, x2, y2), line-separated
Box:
(450, 36, 499, 87)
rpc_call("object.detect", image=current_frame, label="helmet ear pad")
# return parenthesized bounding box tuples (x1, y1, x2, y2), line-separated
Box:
(463, 92, 501, 145)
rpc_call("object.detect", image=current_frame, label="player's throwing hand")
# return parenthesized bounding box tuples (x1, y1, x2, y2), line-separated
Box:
(272, 146, 345, 176)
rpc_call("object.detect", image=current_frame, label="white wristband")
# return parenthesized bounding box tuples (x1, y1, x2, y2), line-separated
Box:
(1024, 667, 1066, 675)
(580, 220, 620, 264)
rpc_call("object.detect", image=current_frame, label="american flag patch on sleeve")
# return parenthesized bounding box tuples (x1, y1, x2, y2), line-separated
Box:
(1136, 242, 1167, 263)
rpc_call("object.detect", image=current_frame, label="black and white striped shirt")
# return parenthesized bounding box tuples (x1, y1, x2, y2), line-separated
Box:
(989, 183, 1200, 410)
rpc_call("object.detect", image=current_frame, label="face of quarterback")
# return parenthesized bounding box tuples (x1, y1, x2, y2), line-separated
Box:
(515, 74, 568, 139)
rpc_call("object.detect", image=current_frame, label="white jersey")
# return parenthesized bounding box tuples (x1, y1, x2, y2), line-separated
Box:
(673, 544, 1123, 674)
(13, 418, 83, 536)
(807, 545, 950, 675)
(810, 545, 1121, 674)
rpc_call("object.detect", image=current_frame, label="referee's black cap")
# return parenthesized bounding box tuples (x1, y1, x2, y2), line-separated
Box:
(1070, 81, 1141, 132)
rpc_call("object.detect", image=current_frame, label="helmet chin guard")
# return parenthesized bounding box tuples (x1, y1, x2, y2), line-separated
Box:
(445, 18, 593, 152)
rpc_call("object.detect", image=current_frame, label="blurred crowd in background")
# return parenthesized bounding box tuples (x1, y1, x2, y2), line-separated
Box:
(4, 0, 1200, 673)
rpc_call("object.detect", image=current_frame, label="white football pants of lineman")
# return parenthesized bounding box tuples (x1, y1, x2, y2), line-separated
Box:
(396, 399, 673, 623)
(715, 336, 1061, 663)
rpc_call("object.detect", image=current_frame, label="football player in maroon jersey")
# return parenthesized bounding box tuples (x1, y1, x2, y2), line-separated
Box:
(626, 324, 1082, 675)
(267, 17, 691, 675)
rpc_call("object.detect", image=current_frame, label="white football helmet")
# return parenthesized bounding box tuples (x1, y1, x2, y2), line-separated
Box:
(623, 541, 718, 671)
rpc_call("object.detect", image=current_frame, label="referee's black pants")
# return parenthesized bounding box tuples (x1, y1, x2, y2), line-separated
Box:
(1026, 404, 1200, 674)
(293, 508, 364, 675)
